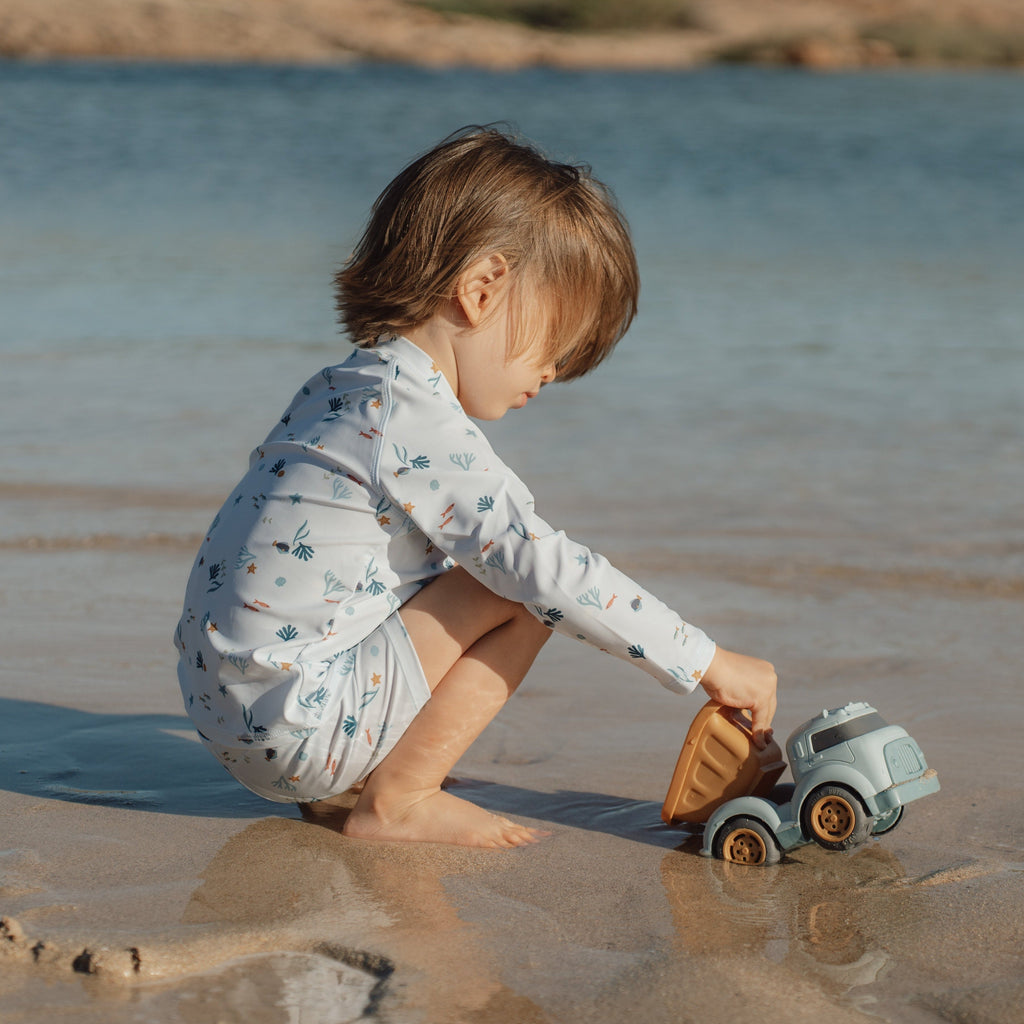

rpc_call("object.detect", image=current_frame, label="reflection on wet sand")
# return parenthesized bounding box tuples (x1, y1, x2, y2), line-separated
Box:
(4, 765, 1023, 1024)
(661, 843, 907, 1011)
(184, 811, 549, 1023)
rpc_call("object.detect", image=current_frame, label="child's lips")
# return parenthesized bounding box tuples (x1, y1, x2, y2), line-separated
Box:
(512, 387, 541, 410)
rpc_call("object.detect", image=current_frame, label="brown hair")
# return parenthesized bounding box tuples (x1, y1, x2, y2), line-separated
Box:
(334, 125, 639, 381)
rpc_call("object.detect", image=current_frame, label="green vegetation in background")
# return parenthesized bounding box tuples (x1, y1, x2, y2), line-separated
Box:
(416, 2, 1024, 66)
(862, 19, 1024, 66)
(717, 18, 1024, 66)
(414, 0, 703, 32)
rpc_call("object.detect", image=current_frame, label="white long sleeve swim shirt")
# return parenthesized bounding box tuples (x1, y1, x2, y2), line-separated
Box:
(175, 335, 716, 746)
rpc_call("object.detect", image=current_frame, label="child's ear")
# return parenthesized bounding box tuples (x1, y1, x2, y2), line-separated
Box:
(455, 254, 509, 327)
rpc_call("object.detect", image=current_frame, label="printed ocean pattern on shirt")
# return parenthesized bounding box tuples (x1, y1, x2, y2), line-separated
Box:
(175, 335, 716, 788)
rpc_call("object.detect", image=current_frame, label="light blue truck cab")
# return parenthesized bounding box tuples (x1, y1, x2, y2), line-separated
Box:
(701, 702, 939, 865)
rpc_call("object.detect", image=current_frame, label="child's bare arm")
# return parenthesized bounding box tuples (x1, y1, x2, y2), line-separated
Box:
(699, 647, 778, 748)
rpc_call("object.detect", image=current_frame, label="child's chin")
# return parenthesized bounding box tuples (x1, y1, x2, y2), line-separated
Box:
(477, 405, 511, 420)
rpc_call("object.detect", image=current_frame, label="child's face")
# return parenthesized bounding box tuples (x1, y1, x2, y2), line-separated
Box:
(454, 314, 557, 421)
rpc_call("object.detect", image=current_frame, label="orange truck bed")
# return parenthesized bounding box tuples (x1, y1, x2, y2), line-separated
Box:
(662, 700, 787, 825)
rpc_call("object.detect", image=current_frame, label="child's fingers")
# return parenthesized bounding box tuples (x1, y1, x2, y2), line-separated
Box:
(749, 693, 778, 749)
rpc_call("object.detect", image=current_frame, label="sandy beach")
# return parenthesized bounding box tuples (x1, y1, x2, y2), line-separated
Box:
(2, 0, 1024, 69)
(2, 487, 1022, 1022)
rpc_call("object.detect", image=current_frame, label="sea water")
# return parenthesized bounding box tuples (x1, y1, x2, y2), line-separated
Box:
(1, 61, 1021, 592)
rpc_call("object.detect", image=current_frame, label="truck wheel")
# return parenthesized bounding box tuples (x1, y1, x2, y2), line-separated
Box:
(713, 817, 781, 866)
(872, 805, 904, 836)
(802, 785, 870, 851)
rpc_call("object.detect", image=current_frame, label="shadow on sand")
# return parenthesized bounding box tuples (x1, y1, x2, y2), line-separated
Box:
(0, 698, 699, 848)
(0, 697, 269, 818)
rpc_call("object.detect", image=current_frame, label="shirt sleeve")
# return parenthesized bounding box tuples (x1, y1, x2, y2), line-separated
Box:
(372, 363, 716, 695)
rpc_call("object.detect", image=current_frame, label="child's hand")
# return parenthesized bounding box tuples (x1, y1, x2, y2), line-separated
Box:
(699, 647, 778, 749)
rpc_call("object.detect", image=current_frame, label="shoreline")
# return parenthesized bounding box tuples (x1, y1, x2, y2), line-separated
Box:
(2, 532, 1023, 1021)
(2, 0, 1024, 71)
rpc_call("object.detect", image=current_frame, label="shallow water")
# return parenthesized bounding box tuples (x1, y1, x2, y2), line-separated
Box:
(2, 61, 1022, 597)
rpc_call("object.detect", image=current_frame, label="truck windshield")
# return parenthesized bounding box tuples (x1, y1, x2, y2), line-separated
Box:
(810, 712, 888, 754)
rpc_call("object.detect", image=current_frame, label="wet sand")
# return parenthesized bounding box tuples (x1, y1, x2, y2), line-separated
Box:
(2, 485, 1023, 1023)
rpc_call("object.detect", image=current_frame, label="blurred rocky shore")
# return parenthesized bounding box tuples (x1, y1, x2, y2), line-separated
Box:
(2, 0, 1023, 70)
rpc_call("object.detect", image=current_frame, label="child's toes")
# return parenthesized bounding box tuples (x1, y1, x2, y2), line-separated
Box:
(496, 819, 547, 846)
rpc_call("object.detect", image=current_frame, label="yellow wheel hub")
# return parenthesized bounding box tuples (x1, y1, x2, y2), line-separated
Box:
(810, 796, 856, 841)
(723, 827, 768, 864)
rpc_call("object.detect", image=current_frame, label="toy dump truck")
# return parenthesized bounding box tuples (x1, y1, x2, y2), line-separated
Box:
(663, 701, 939, 865)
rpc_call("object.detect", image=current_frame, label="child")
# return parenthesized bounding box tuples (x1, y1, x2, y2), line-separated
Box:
(175, 125, 777, 849)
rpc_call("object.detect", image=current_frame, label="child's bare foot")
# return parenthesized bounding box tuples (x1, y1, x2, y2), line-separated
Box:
(342, 788, 548, 849)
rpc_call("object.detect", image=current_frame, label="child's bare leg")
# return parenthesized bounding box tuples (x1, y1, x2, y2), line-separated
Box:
(342, 567, 551, 848)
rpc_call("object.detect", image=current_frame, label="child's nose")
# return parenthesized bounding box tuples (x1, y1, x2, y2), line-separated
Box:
(539, 364, 557, 383)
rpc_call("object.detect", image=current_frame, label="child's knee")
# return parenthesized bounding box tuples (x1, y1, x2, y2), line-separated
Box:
(511, 600, 552, 644)
(440, 567, 550, 643)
